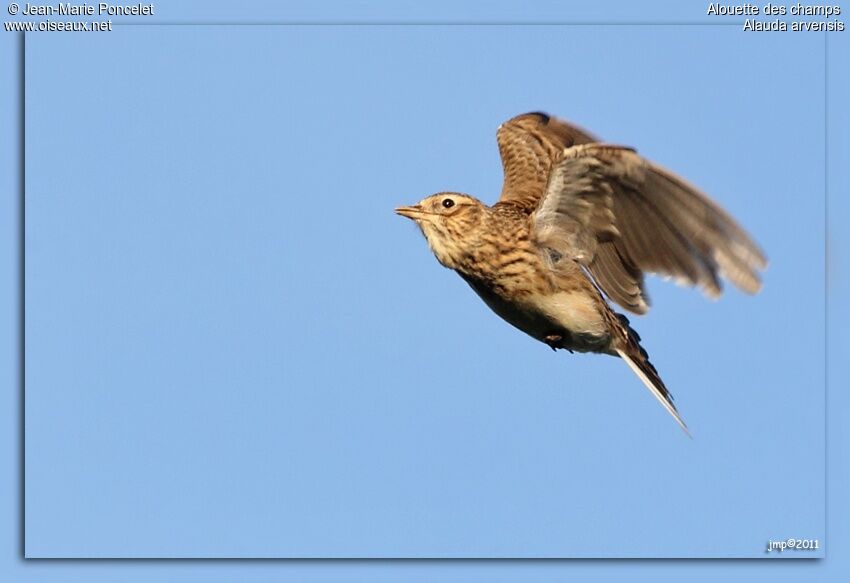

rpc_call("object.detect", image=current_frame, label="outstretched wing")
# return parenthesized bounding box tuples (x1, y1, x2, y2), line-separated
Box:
(532, 143, 767, 314)
(497, 112, 598, 210)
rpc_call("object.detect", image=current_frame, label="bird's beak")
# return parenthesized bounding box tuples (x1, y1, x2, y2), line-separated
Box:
(395, 204, 425, 220)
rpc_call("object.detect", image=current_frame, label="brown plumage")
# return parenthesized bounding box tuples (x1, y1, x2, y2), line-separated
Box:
(396, 112, 767, 434)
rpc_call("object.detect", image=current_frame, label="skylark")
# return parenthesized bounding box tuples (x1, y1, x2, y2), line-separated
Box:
(395, 112, 767, 434)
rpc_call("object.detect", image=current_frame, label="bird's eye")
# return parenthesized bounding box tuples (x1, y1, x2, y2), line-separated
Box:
(442, 198, 455, 209)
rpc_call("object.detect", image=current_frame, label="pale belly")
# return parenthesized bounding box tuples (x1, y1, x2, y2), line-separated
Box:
(460, 275, 611, 353)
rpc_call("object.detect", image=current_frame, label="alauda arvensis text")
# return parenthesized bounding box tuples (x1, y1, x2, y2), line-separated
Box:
(396, 112, 767, 434)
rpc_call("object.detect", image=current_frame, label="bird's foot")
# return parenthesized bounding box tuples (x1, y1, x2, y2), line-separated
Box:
(543, 334, 562, 352)
(544, 334, 575, 353)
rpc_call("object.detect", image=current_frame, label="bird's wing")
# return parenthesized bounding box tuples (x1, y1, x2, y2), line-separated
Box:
(497, 112, 598, 210)
(532, 143, 767, 314)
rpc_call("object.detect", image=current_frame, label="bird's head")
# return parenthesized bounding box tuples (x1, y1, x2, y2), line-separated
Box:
(395, 192, 486, 269)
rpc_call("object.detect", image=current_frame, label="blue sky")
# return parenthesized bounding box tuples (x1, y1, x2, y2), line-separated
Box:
(3, 0, 849, 580)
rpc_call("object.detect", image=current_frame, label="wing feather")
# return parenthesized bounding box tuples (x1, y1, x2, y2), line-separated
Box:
(532, 143, 766, 313)
(497, 112, 598, 209)
(590, 243, 648, 314)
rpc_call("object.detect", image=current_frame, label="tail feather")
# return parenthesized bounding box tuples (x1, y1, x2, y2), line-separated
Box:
(613, 316, 690, 436)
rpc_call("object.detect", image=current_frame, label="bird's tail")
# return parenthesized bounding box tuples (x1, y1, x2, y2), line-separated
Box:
(612, 314, 690, 436)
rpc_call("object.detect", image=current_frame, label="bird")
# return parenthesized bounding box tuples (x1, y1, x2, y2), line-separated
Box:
(395, 112, 767, 434)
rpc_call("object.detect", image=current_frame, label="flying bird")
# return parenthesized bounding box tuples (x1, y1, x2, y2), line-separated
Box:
(395, 112, 766, 434)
